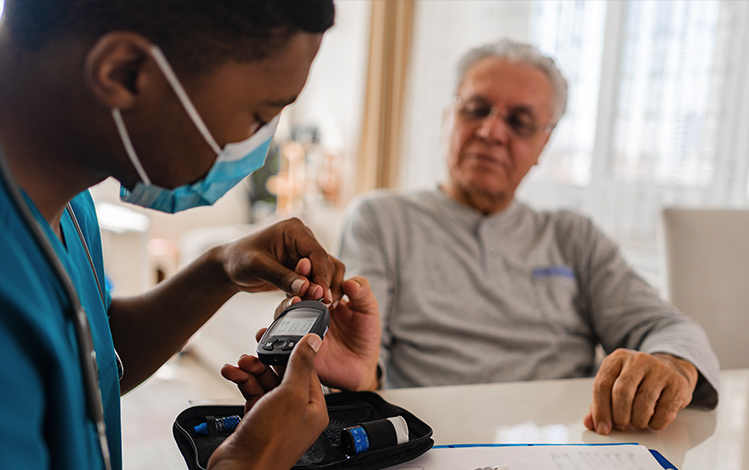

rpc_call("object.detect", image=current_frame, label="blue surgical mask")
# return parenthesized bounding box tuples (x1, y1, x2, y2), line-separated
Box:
(114, 45, 280, 213)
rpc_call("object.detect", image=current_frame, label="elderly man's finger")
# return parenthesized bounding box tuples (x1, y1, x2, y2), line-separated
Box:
(610, 365, 646, 430)
(589, 359, 623, 435)
(583, 410, 595, 431)
(649, 385, 688, 430)
(341, 277, 367, 302)
(303, 249, 334, 302)
(305, 254, 344, 303)
(255, 327, 268, 343)
(629, 373, 665, 429)
(328, 256, 346, 302)
(274, 296, 301, 320)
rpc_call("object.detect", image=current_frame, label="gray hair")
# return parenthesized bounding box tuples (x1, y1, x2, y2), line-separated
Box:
(455, 38, 569, 123)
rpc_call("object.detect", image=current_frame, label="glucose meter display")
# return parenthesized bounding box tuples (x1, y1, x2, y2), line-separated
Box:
(257, 300, 329, 365)
(266, 308, 319, 336)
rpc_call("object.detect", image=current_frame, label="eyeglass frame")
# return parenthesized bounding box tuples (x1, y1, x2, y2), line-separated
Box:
(453, 95, 557, 139)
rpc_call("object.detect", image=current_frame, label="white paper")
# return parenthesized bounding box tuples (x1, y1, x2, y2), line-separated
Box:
(383, 444, 666, 470)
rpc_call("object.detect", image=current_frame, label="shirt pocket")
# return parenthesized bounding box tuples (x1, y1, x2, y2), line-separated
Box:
(531, 265, 590, 335)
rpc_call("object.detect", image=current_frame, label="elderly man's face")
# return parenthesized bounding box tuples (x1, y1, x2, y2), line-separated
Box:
(446, 57, 555, 212)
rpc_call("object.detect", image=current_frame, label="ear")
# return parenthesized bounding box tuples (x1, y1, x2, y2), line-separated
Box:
(440, 106, 455, 145)
(84, 32, 155, 110)
(533, 130, 553, 166)
(542, 129, 553, 147)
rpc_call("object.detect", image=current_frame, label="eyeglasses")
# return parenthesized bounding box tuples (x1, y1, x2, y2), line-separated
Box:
(454, 96, 555, 139)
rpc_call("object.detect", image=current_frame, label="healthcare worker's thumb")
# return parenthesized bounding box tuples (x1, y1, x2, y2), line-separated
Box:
(281, 334, 322, 389)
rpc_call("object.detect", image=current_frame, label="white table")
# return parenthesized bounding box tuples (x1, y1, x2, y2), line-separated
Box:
(379, 369, 749, 469)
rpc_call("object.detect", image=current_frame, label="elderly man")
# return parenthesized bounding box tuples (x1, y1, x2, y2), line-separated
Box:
(338, 39, 719, 435)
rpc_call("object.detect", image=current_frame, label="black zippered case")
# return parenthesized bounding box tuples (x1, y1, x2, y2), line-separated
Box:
(173, 391, 434, 470)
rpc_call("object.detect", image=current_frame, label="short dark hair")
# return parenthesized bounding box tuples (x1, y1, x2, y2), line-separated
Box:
(3, 0, 335, 74)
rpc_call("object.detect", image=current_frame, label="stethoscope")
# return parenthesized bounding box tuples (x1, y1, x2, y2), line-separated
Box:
(0, 144, 113, 470)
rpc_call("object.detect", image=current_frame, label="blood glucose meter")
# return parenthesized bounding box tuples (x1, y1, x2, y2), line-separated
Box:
(257, 299, 330, 365)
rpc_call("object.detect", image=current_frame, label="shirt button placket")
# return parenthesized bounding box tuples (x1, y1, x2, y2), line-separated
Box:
(477, 222, 496, 274)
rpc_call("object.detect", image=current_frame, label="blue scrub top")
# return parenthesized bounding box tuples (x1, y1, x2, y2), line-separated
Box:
(0, 175, 123, 470)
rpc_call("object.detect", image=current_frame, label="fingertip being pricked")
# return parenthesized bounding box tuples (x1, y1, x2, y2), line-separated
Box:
(342, 278, 361, 295)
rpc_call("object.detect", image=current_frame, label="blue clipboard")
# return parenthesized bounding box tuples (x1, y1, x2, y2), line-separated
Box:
(434, 443, 678, 469)
(649, 449, 677, 469)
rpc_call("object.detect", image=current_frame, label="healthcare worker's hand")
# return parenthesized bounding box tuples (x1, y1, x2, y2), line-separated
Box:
(208, 334, 328, 470)
(584, 349, 698, 434)
(218, 218, 345, 303)
(266, 275, 381, 392)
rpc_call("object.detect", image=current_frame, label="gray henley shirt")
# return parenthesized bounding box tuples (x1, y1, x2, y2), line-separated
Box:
(338, 188, 719, 409)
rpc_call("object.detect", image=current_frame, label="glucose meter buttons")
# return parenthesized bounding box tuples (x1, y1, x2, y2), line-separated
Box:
(262, 339, 277, 350)
(282, 340, 297, 351)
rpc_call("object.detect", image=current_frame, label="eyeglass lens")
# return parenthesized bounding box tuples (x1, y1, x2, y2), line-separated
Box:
(457, 98, 541, 138)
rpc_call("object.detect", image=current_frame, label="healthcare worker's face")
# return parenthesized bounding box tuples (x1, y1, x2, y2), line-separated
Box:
(446, 57, 555, 211)
(119, 32, 322, 190)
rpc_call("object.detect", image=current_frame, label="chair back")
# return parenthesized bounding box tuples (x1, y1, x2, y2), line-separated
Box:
(662, 208, 749, 369)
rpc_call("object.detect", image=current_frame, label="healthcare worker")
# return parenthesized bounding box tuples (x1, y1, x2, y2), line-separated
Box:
(0, 1, 381, 470)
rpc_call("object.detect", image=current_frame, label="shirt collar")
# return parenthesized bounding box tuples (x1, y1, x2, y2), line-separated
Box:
(433, 185, 526, 233)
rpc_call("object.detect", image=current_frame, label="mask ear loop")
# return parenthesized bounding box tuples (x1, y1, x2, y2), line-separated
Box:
(149, 45, 222, 155)
(112, 108, 151, 185)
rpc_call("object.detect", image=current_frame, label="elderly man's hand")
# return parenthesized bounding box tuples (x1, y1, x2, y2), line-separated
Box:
(584, 349, 698, 434)
(314, 276, 381, 391)
(260, 275, 381, 392)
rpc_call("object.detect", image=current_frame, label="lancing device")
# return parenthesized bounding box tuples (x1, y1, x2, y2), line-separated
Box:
(341, 416, 409, 456)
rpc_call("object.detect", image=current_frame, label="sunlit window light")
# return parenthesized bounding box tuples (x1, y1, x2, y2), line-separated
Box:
(0, 0, 5, 22)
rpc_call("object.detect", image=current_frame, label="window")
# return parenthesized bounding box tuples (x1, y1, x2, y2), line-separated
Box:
(610, 0, 725, 187)
(529, 0, 607, 187)
(528, 0, 730, 189)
